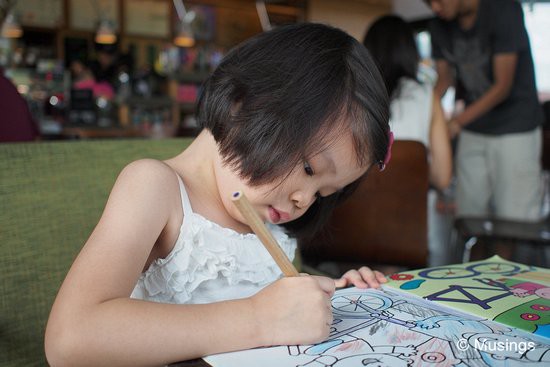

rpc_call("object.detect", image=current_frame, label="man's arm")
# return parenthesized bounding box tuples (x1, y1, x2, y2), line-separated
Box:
(444, 0, 526, 138)
(453, 53, 517, 130)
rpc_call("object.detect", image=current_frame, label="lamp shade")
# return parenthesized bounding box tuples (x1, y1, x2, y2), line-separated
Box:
(174, 21, 195, 48)
(173, 0, 195, 48)
(95, 19, 117, 45)
(1, 13, 22, 38)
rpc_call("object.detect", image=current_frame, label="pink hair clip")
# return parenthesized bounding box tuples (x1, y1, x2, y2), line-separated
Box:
(378, 131, 394, 172)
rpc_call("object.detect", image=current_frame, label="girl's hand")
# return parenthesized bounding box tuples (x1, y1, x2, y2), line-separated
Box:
(250, 275, 335, 347)
(334, 266, 387, 289)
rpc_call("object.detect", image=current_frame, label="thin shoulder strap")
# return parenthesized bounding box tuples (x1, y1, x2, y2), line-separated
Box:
(175, 173, 194, 215)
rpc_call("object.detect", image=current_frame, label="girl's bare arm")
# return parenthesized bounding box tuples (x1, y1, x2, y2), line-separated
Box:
(45, 159, 333, 366)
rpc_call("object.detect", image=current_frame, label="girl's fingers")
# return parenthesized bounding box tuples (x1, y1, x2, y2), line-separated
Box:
(334, 268, 387, 289)
(311, 275, 336, 296)
(334, 277, 348, 288)
(358, 267, 380, 288)
(374, 270, 388, 283)
(340, 270, 368, 289)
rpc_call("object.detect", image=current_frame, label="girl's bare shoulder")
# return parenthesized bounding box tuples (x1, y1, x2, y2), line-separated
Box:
(110, 158, 182, 209)
(117, 158, 180, 186)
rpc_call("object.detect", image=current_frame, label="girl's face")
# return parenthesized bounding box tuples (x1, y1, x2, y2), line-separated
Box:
(215, 129, 367, 227)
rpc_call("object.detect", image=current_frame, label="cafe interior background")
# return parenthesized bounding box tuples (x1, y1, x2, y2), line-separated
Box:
(2, 3, 550, 366)
(0, 0, 548, 140)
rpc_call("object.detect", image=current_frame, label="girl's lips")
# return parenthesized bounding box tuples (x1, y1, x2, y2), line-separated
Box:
(268, 206, 290, 223)
(268, 206, 280, 223)
(278, 210, 290, 221)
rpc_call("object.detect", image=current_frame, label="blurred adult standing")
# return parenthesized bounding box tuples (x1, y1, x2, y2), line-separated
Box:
(426, 0, 544, 223)
(364, 15, 453, 266)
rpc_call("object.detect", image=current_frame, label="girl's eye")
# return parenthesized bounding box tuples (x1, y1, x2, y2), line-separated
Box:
(304, 161, 315, 176)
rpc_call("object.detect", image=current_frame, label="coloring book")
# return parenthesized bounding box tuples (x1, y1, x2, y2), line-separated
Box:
(205, 265, 550, 366)
(384, 255, 550, 340)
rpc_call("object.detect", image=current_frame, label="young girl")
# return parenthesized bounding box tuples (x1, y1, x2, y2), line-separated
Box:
(45, 23, 391, 366)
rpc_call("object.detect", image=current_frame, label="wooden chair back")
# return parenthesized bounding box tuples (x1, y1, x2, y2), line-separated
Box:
(301, 140, 430, 269)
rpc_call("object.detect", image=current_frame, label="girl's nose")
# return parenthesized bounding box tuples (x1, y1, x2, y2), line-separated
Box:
(291, 190, 316, 210)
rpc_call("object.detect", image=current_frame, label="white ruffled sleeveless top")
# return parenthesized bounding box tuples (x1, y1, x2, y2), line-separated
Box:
(131, 174, 297, 304)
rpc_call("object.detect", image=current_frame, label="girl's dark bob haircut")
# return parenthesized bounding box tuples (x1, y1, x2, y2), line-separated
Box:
(198, 23, 390, 239)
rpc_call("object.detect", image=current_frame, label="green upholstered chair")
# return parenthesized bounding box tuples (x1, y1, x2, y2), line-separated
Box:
(0, 138, 192, 366)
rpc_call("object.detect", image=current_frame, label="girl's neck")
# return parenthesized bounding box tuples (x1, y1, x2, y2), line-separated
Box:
(167, 130, 250, 233)
(175, 129, 220, 201)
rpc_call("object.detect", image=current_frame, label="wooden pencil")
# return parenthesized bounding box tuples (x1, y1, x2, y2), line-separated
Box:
(232, 191, 300, 277)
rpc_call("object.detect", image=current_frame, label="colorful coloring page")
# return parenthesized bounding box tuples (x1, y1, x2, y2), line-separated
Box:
(205, 287, 550, 366)
(384, 256, 550, 339)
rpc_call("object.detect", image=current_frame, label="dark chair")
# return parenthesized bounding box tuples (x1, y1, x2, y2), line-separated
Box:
(455, 216, 550, 264)
(300, 140, 429, 276)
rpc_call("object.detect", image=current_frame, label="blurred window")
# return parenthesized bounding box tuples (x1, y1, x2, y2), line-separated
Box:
(523, 2, 550, 100)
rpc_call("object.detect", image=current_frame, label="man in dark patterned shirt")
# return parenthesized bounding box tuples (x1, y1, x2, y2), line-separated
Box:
(426, 0, 544, 229)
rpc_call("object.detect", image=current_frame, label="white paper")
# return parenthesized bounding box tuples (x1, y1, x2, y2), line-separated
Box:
(205, 287, 550, 366)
